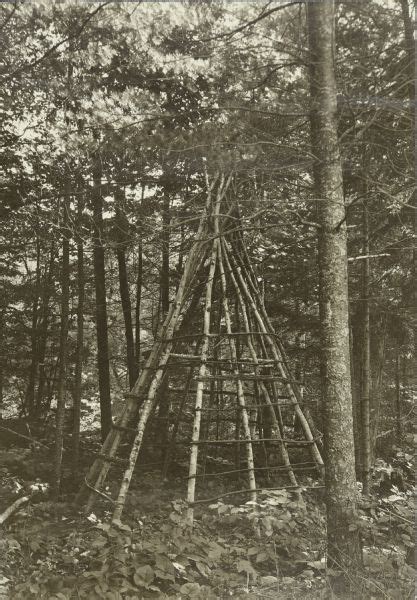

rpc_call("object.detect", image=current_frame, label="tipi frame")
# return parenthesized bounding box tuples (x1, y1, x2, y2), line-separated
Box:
(76, 173, 323, 525)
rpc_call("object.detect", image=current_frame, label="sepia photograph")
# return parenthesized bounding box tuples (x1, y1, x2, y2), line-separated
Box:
(0, 0, 415, 598)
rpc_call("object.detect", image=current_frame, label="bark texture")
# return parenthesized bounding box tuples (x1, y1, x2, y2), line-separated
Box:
(399, 0, 417, 353)
(115, 189, 136, 388)
(307, 0, 362, 581)
(360, 202, 371, 494)
(72, 195, 85, 472)
(135, 242, 143, 371)
(92, 148, 112, 439)
(370, 315, 386, 462)
(25, 238, 41, 418)
(53, 191, 70, 499)
(157, 186, 171, 456)
(35, 245, 55, 411)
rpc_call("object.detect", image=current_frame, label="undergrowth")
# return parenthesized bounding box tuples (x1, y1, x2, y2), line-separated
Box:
(0, 437, 415, 599)
(0, 478, 414, 599)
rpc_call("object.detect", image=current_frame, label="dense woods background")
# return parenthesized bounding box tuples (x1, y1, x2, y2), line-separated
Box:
(0, 1, 415, 598)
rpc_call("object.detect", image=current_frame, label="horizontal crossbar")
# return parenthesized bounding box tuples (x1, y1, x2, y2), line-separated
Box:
(175, 438, 317, 446)
(192, 400, 292, 412)
(169, 354, 281, 365)
(196, 375, 296, 382)
(189, 484, 325, 506)
(168, 387, 256, 397)
(185, 462, 317, 480)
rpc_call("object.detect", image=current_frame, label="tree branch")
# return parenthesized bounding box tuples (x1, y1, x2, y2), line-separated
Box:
(348, 253, 391, 262)
(1, 2, 111, 83)
(0, 496, 29, 526)
(0, 1, 18, 34)
(199, 2, 301, 43)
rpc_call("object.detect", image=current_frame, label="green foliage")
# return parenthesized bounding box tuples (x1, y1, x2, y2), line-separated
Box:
(3, 477, 415, 599)
(3, 493, 318, 598)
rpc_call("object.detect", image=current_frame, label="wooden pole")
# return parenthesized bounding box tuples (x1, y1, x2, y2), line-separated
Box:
(221, 239, 298, 487)
(186, 197, 220, 524)
(77, 174, 221, 511)
(225, 242, 323, 470)
(216, 232, 257, 504)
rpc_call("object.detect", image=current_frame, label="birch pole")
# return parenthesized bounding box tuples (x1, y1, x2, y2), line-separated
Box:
(214, 222, 257, 504)
(111, 179, 224, 525)
(186, 224, 219, 524)
(78, 174, 221, 511)
(225, 242, 323, 469)
(221, 240, 298, 487)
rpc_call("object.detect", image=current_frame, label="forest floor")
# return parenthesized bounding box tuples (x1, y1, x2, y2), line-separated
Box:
(0, 422, 415, 599)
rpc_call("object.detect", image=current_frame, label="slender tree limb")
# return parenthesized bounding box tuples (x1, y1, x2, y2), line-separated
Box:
(199, 2, 301, 43)
(0, 425, 49, 449)
(348, 253, 391, 262)
(0, 496, 29, 526)
(1, 2, 111, 83)
(0, 2, 18, 33)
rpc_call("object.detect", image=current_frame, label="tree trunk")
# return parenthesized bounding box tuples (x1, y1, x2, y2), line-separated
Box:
(53, 191, 71, 500)
(35, 244, 56, 412)
(0, 325, 3, 417)
(135, 185, 144, 373)
(92, 145, 112, 440)
(307, 0, 362, 582)
(158, 187, 171, 457)
(395, 349, 402, 444)
(135, 241, 143, 372)
(25, 238, 41, 419)
(115, 188, 136, 388)
(160, 189, 170, 316)
(349, 317, 361, 479)
(399, 0, 417, 354)
(370, 314, 386, 462)
(72, 195, 85, 473)
(360, 202, 371, 495)
(176, 222, 185, 287)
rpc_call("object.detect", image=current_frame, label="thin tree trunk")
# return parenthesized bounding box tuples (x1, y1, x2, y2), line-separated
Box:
(92, 144, 112, 440)
(349, 318, 361, 478)
(370, 314, 386, 462)
(72, 195, 85, 473)
(160, 188, 170, 317)
(135, 186, 145, 372)
(158, 187, 171, 457)
(360, 201, 371, 495)
(53, 43, 74, 483)
(307, 0, 362, 581)
(399, 0, 417, 341)
(115, 188, 136, 388)
(53, 190, 71, 500)
(395, 349, 402, 444)
(135, 241, 143, 372)
(0, 322, 3, 417)
(45, 352, 59, 416)
(35, 244, 56, 412)
(25, 238, 41, 419)
(176, 222, 185, 287)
